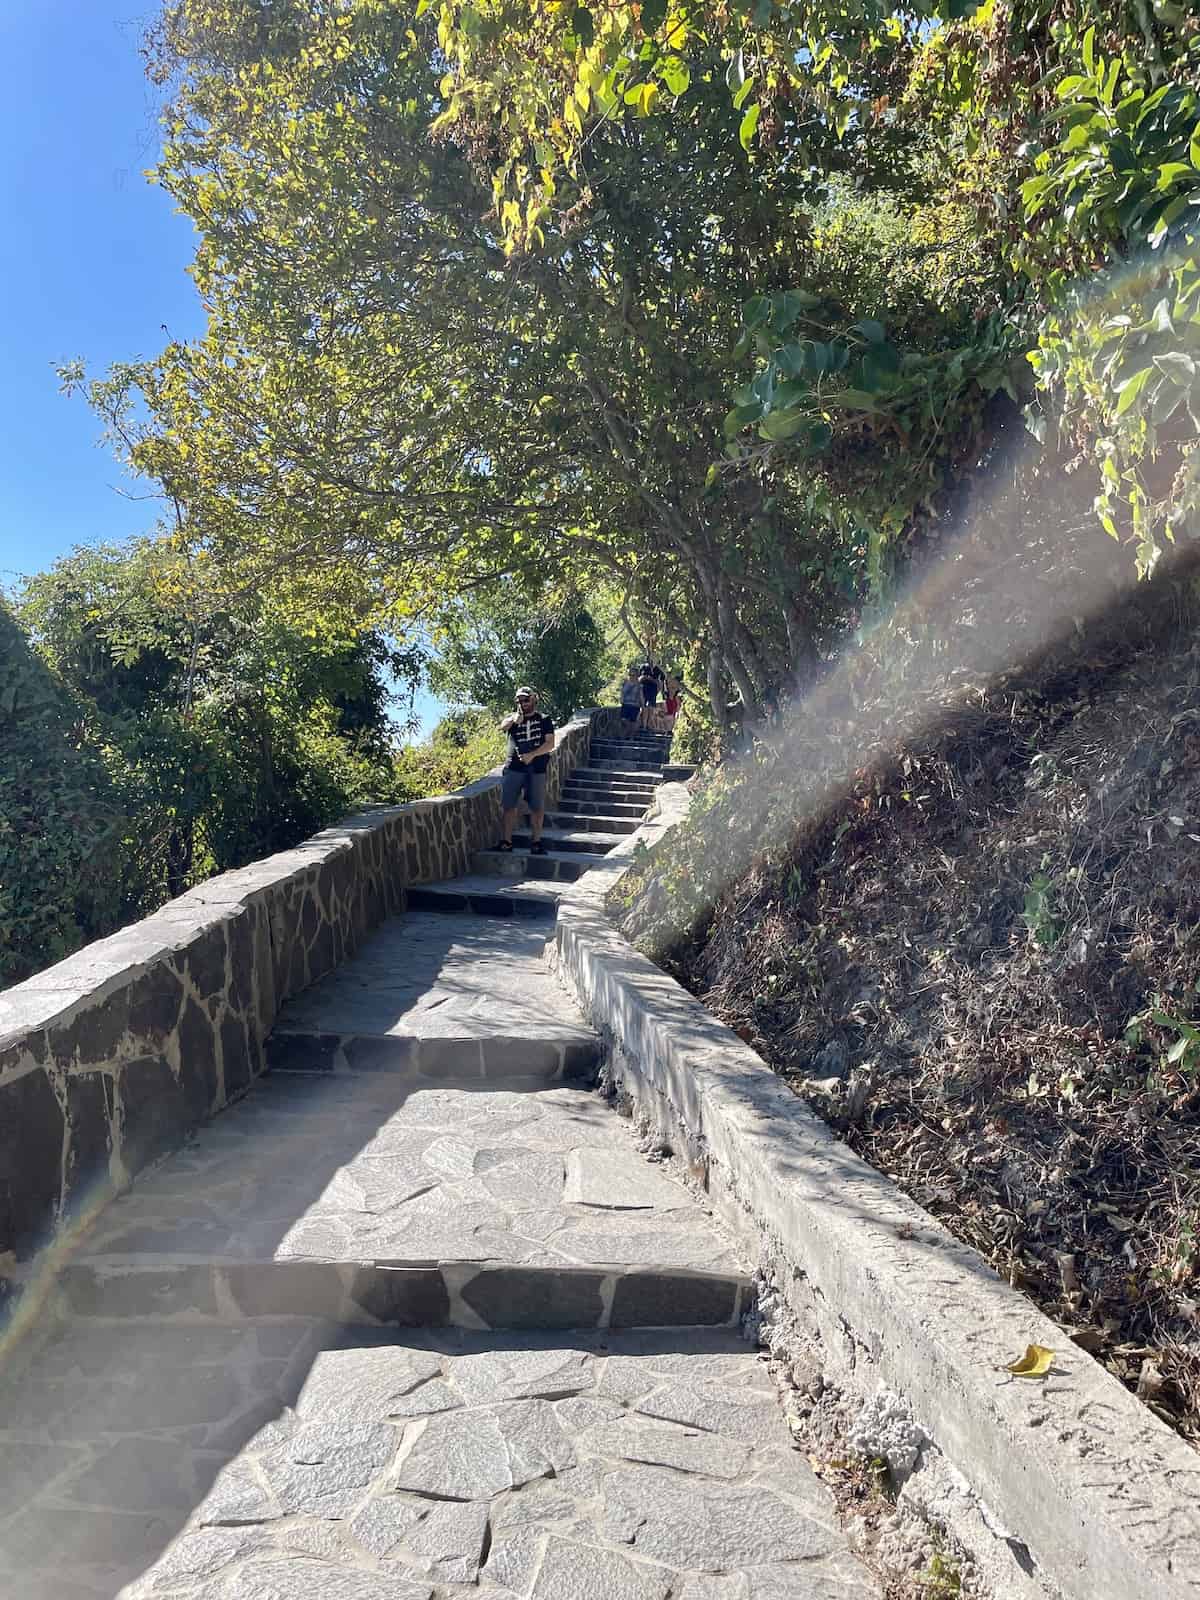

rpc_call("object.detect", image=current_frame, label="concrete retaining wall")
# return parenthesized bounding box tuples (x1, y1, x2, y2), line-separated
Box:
(555, 784, 1200, 1600)
(0, 710, 601, 1305)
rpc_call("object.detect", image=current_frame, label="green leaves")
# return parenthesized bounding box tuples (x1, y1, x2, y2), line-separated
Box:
(738, 102, 760, 151)
(658, 56, 691, 96)
(572, 6, 594, 48)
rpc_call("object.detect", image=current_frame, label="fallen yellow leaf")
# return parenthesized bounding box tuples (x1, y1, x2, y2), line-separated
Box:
(1006, 1343, 1055, 1378)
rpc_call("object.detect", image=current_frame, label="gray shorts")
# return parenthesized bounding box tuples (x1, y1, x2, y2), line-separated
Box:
(501, 766, 547, 812)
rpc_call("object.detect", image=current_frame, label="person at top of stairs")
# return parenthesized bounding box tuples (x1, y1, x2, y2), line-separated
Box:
(619, 665, 642, 729)
(497, 686, 555, 855)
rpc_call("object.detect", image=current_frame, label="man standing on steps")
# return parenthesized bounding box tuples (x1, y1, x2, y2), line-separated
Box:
(497, 687, 556, 856)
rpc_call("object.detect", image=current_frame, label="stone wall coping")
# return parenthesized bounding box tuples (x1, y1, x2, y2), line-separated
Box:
(2, 711, 596, 1031)
(554, 783, 1200, 1600)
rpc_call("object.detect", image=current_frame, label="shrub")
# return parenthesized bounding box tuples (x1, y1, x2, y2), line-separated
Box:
(0, 602, 131, 985)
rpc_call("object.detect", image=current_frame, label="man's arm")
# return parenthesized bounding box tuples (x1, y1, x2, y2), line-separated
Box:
(522, 722, 556, 763)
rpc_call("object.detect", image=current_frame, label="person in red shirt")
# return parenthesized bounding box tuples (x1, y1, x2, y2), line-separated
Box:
(663, 673, 683, 730)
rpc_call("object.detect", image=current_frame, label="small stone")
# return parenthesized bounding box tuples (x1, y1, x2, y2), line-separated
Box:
(554, 1395, 625, 1432)
(675, 1578, 749, 1600)
(483, 1524, 545, 1594)
(143, 1527, 265, 1590)
(394, 1411, 512, 1500)
(352, 1495, 425, 1558)
(197, 1459, 280, 1526)
(405, 1498, 490, 1583)
(501, 1399, 577, 1482)
(491, 1479, 578, 1532)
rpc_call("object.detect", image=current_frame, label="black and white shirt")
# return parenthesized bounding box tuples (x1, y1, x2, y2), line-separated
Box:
(507, 711, 556, 773)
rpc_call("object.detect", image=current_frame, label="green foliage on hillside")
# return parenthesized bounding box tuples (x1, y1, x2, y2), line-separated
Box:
(0, 600, 129, 985)
(20, 540, 406, 897)
(429, 585, 614, 720)
(3, 538, 427, 984)
(395, 708, 508, 799)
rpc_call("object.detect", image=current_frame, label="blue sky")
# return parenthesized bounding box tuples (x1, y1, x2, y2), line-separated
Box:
(0, 4, 445, 734)
(0, 4, 203, 588)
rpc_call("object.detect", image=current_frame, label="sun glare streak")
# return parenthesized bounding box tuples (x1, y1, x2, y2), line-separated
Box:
(639, 249, 1200, 942)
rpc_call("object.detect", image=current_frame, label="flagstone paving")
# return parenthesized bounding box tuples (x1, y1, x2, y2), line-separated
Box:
(0, 730, 881, 1600)
(0, 1327, 877, 1600)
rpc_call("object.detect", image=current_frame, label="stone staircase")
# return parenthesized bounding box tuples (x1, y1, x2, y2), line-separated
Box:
(0, 726, 881, 1600)
(463, 728, 673, 891)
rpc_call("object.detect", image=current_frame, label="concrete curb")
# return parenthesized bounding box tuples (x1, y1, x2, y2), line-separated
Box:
(554, 785, 1200, 1600)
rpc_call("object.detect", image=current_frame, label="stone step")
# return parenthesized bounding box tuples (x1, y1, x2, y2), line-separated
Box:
(510, 828, 620, 855)
(561, 787, 655, 808)
(589, 747, 666, 767)
(585, 757, 667, 773)
(266, 912, 595, 1077)
(560, 787, 649, 810)
(266, 1025, 595, 1082)
(471, 848, 611, 881)
(55, 1074, 749, 1331)
(572, 765, 664, 783)
(546, 811, 639, 835)
(406, 878, 563, 919)
(56, 1258, 749, 1333)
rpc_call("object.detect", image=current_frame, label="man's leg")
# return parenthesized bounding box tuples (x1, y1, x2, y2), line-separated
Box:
(500, 770, 522, 845)
(528, 772, 547, 844)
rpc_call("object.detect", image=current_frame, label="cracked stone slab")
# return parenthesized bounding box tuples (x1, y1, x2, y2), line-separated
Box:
(600, 1465, 840, 1568)
(393, 1400, 574, 1501)
(579, 1417, 753, 1478)
(531, 1536, 672, 1600)
(633, 1381, 784, 1441)
(223, 1560, 433, 1599)
(66, 1074, 744, 1293)
(563, 1149, 694, 1210)
(2, 1327, 879, 1600)
(258, 1419, 399, 1516)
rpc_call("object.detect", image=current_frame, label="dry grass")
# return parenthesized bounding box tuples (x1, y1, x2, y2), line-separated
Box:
(686, 625, 1200, 1439)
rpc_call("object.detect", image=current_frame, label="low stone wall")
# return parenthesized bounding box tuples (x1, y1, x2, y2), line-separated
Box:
(554, 786, 1200, 1600)
(0, 710, 601, 1309)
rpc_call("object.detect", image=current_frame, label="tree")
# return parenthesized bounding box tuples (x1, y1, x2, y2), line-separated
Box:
(429, 582, 614, 719)
(431, 0, 1200, 573)
(18, 537, 405, 899)
(0, 599, 131, 985)
(78, 0, 974, 733)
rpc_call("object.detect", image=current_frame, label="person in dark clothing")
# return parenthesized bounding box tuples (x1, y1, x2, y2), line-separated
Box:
(498, 687, 555, 853)
(638, 662, 659, 730)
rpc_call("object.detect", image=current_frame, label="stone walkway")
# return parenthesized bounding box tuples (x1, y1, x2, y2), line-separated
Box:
(0, 730, 882, 1600)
